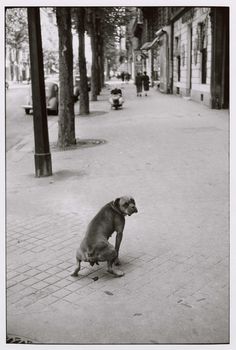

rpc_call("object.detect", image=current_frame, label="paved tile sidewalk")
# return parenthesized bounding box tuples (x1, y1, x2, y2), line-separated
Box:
(6, 83, 229, 344)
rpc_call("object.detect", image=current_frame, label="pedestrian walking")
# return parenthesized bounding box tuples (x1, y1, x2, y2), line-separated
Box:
(142, 71, 150, 96)
(135, 72, 143, 97)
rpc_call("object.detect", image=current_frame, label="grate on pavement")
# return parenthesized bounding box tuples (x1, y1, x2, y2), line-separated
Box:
(7, 334, 34, 343)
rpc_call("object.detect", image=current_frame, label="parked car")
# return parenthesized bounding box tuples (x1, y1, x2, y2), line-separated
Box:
(73, 75, 91, 102)
(22, 81, 59, 115)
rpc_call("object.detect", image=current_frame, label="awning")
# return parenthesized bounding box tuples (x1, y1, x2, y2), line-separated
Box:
(140, 37, 160, 51)
(155, 27, 168, 37)
(149, 36, 160, 47)
(140, 42, 152, 50)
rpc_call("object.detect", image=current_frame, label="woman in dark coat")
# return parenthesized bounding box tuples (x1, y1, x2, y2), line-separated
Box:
(142, 71, 150, 96)
(135, 72, 143, 97)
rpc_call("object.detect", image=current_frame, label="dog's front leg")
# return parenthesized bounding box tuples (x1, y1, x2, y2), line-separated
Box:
(114, 231, 123, 265)
(107, 260, 124, 277)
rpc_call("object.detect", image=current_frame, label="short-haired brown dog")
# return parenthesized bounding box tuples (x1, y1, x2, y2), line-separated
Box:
(71, 196, 138, 277)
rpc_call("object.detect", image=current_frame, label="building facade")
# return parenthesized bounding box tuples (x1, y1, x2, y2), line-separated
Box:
(127, 6, 229, 109)
(172, 7, 229, 109)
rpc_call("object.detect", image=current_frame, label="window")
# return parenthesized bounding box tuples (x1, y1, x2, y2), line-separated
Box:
(197, 21, 207, 84)
(201, 48, 207, 84)
(175, 36, 181, 81)
(174, 36, 180, 56)
(177, 56, 181, 82)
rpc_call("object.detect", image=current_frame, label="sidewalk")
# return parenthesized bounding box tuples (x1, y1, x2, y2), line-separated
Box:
(6, 82, 229, 344)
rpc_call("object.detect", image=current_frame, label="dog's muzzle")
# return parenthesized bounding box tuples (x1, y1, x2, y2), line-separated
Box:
(128, 207, 138, 216)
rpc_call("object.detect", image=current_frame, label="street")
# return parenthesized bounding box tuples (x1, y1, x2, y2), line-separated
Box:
(6, 82, 229, 344)
(6, 85, 34, 151)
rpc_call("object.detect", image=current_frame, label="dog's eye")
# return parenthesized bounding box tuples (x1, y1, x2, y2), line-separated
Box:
(124, 203, 129, 208)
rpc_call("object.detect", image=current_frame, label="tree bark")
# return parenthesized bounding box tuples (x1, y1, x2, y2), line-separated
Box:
(96, 17, 102, 94)
(90, 9, 99, 101)
(56, 8, 76, 148)
(77, 8, 89, 115)
(99, 32, 105, 88)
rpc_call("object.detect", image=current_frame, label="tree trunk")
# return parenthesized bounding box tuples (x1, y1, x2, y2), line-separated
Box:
(90, 9, 99, 101)
(105, 57, 110, 80)
(16, 47, 20, 81)
(56, 8, 76, 148)
(96, 17, 102, 95)
(99, 32, 105, 88)
(77, 8, 89, 115)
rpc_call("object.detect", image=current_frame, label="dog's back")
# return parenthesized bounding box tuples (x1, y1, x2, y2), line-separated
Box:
(85, 202, 115, 240)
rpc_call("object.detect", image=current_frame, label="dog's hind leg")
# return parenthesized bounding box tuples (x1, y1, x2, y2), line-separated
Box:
(71, 257, 81, 277)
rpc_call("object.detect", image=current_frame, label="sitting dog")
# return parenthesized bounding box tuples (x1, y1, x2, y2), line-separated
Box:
(71, 196, 138, 277)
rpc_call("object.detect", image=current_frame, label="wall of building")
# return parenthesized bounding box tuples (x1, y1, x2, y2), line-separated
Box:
(128, 6, 228, 109)
(173, 8, 212, 106)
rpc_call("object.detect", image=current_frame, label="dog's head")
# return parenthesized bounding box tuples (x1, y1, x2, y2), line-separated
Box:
(114, 196, 138, 216)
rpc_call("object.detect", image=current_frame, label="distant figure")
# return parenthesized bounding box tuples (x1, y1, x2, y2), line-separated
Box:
(135, 72, 143, 97)
(121, 72, 125, 82)
(142, 71, 150, 96)
(109, 88, 124, 109)
(111, 88, 122, 96)
(125, 72, 131, 83)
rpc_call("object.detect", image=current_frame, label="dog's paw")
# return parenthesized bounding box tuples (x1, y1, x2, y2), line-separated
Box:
(71, 272, 78, 277)
(114, 258, 121, 266)
(107, 269, 124, 277)
(113, 269, 125, 277)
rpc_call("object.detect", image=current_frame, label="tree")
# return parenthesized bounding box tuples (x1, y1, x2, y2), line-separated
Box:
(56, 7, 76, 148)
(86, 7, 131, 98)
(87, 8, 100, 101)
(74, 8, 90, 115)
(102, 7, 132, 76)
(6, 8, 28, 81)
(6, 7, 28, 46)
(43, 50, 58, 75)
(104, 41, 119, 78)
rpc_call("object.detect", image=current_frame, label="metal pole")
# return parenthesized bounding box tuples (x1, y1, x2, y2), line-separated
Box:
(27, 7, 52, 177)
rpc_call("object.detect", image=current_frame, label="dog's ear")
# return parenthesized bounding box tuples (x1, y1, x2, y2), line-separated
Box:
(114, 198, 120, 208)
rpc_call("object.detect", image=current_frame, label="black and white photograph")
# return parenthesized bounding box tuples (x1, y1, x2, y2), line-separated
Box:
(1, 1, 234, 348)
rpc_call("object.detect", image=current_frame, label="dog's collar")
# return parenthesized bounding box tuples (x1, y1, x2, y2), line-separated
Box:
(110, 202, 125, 216)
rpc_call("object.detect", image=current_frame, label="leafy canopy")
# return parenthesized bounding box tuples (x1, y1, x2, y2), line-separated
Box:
(5, 8, 28, 48)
